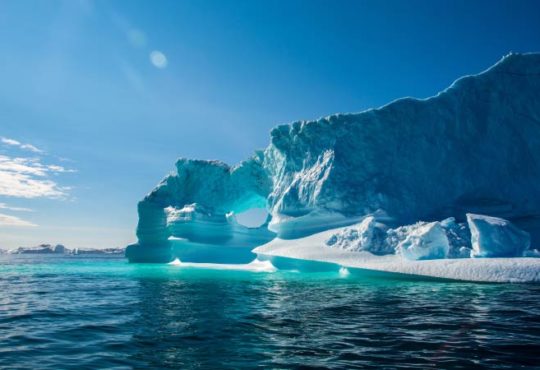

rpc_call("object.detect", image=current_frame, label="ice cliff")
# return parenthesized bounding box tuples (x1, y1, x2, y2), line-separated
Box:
(127, 52, 540, 271)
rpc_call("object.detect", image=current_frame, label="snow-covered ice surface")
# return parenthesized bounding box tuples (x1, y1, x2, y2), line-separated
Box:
(254, 226, 540, 283)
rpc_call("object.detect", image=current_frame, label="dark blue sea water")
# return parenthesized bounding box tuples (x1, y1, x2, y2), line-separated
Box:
(0, 255, 539, 369)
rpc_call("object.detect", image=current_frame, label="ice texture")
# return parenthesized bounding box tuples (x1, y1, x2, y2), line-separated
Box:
(467, 213, 531, 258)
(395, 222, 450, 260)
(128, 53, 540, 273)
(263, 53, 540, 239)
(325, 216, 391, 255)
(440, 218, 472, 258)
(326, 217, 472, 260)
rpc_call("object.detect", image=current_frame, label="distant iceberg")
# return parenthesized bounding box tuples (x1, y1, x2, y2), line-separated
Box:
(126, 53, 540, 282)
(8, 244, 68, 254)
(5, 245, 125, 255)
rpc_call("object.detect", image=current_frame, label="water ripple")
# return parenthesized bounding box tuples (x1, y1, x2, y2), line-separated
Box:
(0, 255, 539, 368)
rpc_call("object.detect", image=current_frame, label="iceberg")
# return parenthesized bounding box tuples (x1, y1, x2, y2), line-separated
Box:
(70, 247, 125, 255)
(6, 245, 126, 255)
(395, 222, 450, 261)
(467, 213, 530, 258)
(127, 53, 540, 282)
(9, 244, 68, 254)
(326, 216, 391, 255)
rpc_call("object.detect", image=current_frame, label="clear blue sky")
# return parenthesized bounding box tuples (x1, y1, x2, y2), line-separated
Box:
(0, 0, 539, 249)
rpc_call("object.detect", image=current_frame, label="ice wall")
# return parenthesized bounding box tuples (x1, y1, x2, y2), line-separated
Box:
(127, 53, 540, 263)
(264, 53, 540, 238)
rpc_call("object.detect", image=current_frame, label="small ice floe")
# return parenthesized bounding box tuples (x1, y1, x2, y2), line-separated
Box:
(168, 258, 277, 273)
(339, 267, 350, 278)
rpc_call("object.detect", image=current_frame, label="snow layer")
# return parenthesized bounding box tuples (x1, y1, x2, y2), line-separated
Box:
(254, 227, 540, 283)
(128, 53, 540, 266)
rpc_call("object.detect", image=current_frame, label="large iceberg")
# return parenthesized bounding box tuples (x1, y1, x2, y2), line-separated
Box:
(126, 53, 540, 281)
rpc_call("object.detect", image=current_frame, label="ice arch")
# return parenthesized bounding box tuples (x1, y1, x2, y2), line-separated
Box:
(126, 153, 276, 262)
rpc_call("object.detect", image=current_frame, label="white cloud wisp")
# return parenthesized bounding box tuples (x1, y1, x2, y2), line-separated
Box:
(0, 202, 33, 212)
(0, 212, 36, 227)
(1, 137, 43, 153)
(0, 137, 75, 228)
(0, 155, 72, 198)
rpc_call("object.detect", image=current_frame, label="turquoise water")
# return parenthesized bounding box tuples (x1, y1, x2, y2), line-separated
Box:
(1, 255, 539, 369)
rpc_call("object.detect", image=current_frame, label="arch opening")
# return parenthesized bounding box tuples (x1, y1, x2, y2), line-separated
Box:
(235, 207, 270, 228)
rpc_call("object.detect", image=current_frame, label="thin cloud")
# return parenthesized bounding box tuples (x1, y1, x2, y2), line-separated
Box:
(20, 143, 42, 153)
(47, 164, 77, 173)
(0, 203, 33, 212)
(1, 138, 20, 146)
(0, 212, 36, 227)
(0, 155, 73, 198)
(1, 137, 43, 153)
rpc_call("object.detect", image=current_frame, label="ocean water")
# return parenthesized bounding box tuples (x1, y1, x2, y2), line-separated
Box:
(0, 255, 539, 369)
